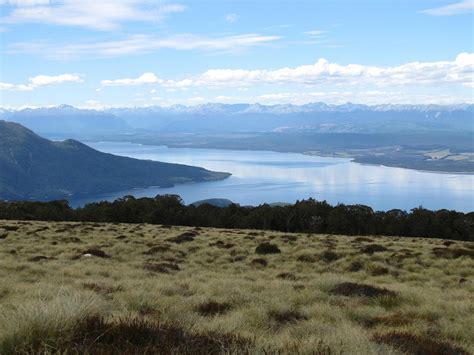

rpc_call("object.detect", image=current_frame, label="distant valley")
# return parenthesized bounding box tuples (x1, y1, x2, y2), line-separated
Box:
(1, 103, 473, 173)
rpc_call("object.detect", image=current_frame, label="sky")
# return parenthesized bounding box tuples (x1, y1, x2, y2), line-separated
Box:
(0, 0, 473, 109)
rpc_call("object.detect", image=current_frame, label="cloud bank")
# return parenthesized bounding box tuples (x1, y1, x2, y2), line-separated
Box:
(10, 33, 281, 59)
(421, 0, 474, 16)
(0, 74, 83, 91)
(1, 0, 187, 30)
(100, 53, 474, 89)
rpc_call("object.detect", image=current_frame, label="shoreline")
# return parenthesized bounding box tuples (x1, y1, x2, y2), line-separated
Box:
(87, 139, 474, 175)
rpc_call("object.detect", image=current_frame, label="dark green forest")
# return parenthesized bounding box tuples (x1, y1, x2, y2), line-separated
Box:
(0, 195, 472, 241)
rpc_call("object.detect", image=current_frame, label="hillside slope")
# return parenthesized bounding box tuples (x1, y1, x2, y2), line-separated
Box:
(0, 220, 472, 353)
(0, 120, 230, 200)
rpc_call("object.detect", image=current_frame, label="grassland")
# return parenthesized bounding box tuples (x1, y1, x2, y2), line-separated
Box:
(0, 220, 473, 354)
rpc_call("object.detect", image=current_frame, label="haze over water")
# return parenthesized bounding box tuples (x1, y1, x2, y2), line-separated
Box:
(69, 142, 474, 212)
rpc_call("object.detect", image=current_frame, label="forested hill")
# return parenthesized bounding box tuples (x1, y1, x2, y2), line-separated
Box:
(0, 195, 472, 241)
(0, 121, 230, 201)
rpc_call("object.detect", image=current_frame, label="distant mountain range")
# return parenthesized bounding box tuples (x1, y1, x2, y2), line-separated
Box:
(0, 120, 230, 201)
(0, 105, 132, 136)
(1, 103, 472, 136)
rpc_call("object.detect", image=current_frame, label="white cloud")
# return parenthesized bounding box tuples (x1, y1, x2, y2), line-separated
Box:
(1, 0, 187, 30)
(80, 99, 103, 110)
(101, 72, 161, 86)
(225, 13, 238, 23)
(0, 0, 50, 6)
(152, 52, 474, 89)
(0, 82, 32, 91)
(10, 33, 281, 59)
(0, 73, 83, 91)
(304, 30, 326, 38)
(29, 73, 83, 86)
(421, 0, 473, 16)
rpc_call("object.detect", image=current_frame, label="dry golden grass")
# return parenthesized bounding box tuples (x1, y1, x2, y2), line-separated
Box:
(0, 220, 473, 354)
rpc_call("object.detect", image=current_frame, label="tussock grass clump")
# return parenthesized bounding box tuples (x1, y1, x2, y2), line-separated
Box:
(0, 290, 102, 354)
(362, 312, 437, 328)
(255, 242, 281, 254)
(432, 247, 450, 258)
(368, 265, 389, 276)
(320, 250, 340, 262)
(70, 316, 252, 354)
(276, 272, 297, 280)
(433, 247, 474, 259)
(82, 282, 122, 297)
(1, 221, 473, 353)
(360, 244, 388, 255)
(352, 237, 374, 243)
(330, 282, 398, 298)
(347, 260, 364, 272)
(6, 314, 253, 354)
(268, 309, 307, 326)
(209, 240, 234, 249)
(81, 248, 110, 258)
(280, 234, 297, 242)
(373, 332, 469, 355)
(297, 254, 317, 262)
(195, 301, 232, 316)
(443, 241, 456, 247)
(1, 225, 20, 232)
(143, 262, 180, 273)
(143, 245, 170, 255)
(391, 251, 416, 261)
(27, 255, 54, 262)
(251, 258, 267, 267)
(451, 248, 474, 259)
(167, 231, 198, 244)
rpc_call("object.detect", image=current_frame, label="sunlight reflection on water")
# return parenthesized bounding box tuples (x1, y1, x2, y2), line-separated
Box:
(70, 142, 474, 212)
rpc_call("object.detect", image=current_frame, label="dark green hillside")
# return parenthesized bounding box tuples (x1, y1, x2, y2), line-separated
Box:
(0, 121, 230, 200)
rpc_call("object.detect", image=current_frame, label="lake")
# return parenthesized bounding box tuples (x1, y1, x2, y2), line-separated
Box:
(70, 142, 474, 212)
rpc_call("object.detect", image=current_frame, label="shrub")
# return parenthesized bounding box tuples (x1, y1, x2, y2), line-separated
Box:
(255, 243, 281, 255)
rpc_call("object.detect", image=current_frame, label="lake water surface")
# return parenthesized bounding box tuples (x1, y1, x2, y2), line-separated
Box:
(71, 142, 474, 212)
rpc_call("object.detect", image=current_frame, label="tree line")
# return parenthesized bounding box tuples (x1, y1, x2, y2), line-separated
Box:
(0, 195, 472, 241)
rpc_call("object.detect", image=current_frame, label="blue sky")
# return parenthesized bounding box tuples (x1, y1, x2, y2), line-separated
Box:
(0, 0, 473, 108)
